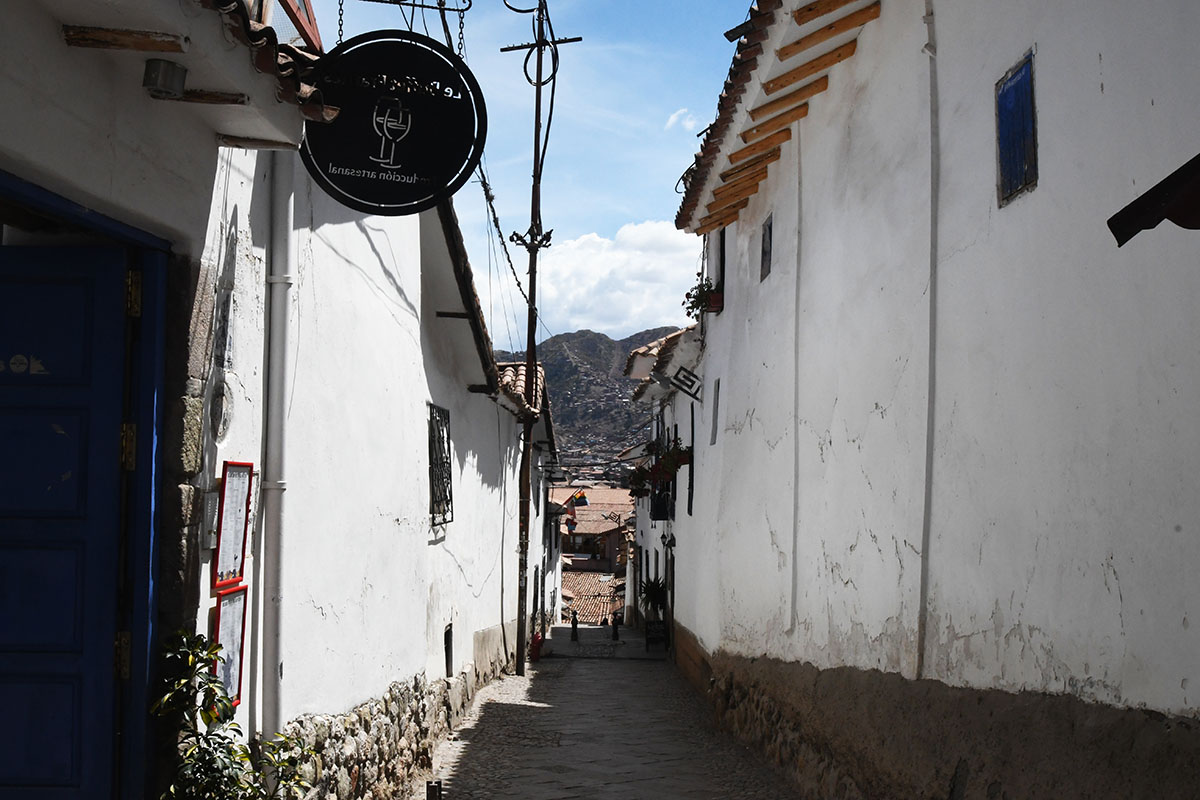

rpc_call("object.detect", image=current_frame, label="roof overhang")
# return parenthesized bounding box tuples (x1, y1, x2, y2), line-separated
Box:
(676, 0, 884, 235)
(42, 0, 333, 148)
(630, 325, 702, 404)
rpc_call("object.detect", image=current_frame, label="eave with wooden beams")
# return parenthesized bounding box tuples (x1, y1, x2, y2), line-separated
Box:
(676, 0, 883, 235)
(49, 0, 336, 149)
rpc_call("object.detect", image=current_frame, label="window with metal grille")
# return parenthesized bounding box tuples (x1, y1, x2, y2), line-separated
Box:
(996, 53, 1038, 206)
(428, 404, 453, 525)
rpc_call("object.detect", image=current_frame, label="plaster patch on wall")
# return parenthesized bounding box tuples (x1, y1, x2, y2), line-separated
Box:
(821, 604, 914, 675)
(929, 607, 1127, 707)
(765, 510, 787, 571)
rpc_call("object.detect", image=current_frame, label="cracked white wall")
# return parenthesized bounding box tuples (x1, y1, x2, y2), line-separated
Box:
(684, 0, 1200, 717)
(927, 0, 1200, 713)
(681, 0, 929, 677)
(199, 149, 543, 727)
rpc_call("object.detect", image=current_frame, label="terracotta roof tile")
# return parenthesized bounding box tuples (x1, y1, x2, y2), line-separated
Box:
(201, 0, 335, 123)
(675, 2, 785, 231)
(496, 361, 546, 420)
(561, 572, 625, 624)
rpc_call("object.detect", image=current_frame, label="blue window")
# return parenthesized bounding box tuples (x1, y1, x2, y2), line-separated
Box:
(996, 54, 1037, 205)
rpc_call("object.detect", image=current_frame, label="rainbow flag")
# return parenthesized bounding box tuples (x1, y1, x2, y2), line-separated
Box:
(572, 489, 589, 507)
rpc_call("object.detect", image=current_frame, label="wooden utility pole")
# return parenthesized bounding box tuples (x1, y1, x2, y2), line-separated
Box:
(501, 1, 579, 676)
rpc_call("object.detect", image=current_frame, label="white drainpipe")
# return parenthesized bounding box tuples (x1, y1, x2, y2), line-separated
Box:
(916, 0, 941, 680)
(262, 149, 294, 738)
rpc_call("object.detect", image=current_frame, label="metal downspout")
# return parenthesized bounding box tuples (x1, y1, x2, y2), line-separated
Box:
(916, 0, 940, 680)
(262, 150, 294, 737)
(789, 120, 804, 635)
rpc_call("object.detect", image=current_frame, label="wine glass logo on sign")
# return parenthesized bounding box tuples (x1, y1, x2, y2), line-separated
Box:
(371, 96, 412, 169)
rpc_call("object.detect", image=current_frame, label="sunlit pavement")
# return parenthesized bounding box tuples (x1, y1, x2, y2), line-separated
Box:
(415, 626, 800, 799)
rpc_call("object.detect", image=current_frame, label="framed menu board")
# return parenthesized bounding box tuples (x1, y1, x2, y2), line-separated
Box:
(214, 584, 248, 706)
(213, 461, 253, 589)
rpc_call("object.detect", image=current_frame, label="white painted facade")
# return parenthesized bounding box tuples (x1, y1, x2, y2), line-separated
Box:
(0, 3, 554, 793)
(200, 147, 553, 727)
(670, 0, 1200, 716)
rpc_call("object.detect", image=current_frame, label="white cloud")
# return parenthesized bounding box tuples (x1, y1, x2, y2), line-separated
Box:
(482, 221, 701, 344)
(665, 108, 699, 132)
(539, 221, 700, 340)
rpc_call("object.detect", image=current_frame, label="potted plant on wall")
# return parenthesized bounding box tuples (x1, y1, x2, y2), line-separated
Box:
(683, 273, 723, 319)
(647, 436, 692, 474)
(627, 463, 652, 498)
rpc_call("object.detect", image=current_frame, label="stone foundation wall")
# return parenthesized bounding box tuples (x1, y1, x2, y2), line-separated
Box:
(286, 635, 513, 800)
(673, 623, 1200, 800)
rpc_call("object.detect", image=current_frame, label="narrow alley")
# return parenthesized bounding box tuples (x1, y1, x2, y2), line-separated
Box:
(417, 626, 799, 799)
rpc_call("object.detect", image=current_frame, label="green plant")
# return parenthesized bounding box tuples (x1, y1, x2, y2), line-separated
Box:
(640, 576, 669, 619)
(656, 437, 692, 474)
(153, 631, 310, 800)
(627, 463, 652, 497)
(682, 274, 722, 319)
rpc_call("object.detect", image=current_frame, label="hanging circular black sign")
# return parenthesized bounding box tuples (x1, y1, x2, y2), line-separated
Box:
(300, 30, 487, 216)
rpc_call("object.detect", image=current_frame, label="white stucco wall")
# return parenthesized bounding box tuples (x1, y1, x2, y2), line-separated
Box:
(684, 0, 929, 676)
(682, 0, 1199, 716)
(199, 148, 543, 727)
(926, 0, 1200, 711)
(0, 1, 300, 256)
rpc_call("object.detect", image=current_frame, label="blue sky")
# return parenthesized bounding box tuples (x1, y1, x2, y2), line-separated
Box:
(309, 0, 746, 345)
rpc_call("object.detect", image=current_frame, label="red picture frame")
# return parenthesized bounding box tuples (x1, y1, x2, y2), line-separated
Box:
(213, 584, 249, 706)
(212, 461, 254, 589)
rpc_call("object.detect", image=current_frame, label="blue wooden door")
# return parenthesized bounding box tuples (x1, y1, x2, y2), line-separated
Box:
(0, 247, 128, 799)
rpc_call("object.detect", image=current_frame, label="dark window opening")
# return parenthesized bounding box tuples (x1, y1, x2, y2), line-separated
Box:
(444, 623, 453, 678)
(429, 404, 453, 525)
(710, 379, 721, 445)
(687, 404, 695, 516)
(717, 227, 727, 292)
(997, 53, 1038, 205)
(760, 213, 773, 281)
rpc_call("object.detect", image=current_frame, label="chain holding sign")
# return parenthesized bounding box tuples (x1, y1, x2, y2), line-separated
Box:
(300, 30, 487, 216)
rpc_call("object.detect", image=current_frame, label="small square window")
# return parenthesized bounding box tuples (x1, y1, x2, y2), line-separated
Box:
(760, 214, 773, 281)
(996, 53, 1038, 205)
(428, 404, 453, 525)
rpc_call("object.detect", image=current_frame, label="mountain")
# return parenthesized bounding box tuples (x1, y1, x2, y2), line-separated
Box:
(497, 327, 677, 477)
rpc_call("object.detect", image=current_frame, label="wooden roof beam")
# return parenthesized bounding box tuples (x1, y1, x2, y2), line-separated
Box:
(713, 168, 768, 200)
(729, 129, 791, 164)
(778, 2, 881, 61)
(764, 40, 857, 95)
(749, 76, 828, 121)
(698, 199, 748, 228)
(720, 147, 782, 181)
(707, 184, 760, 215)
(710, 172, 766, 205)
(740, 103, 809, 144)
(62, 25, 189, 52)
(696, 211, 742, 236)
(793, 0, 858, 27)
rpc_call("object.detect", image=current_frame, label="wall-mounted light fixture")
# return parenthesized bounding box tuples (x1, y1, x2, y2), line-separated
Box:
(142, 58, 187, 100)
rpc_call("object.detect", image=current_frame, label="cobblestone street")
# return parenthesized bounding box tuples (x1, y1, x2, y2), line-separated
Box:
(416, 627, 800, 799)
